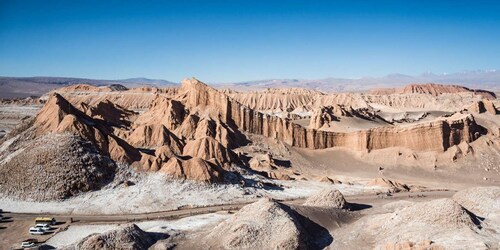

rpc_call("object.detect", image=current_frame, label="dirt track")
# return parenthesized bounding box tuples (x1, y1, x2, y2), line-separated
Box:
(0, 190, 455, 249)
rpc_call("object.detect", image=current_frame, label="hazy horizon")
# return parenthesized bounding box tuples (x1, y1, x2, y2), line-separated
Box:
(1, 68, 499, 84)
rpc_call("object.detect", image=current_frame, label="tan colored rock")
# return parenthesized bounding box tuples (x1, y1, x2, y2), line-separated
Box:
(371, 83, 496, 100)
(134, 95, 186, 131)
(206, 198, 321, 249)
(319, 176, 342, 184)
(174, 114, 200, 140)
(368, 178, 410, 193)
(155, 145, 176, 161)
(303, 189, 348, 209)
(249, 153, 275, 172)
(34, 93, 140, 163)
(182, 136, 237, 166)
(267, 172, 293, 180)
(139, 153, 160, 171)
(126, 124, 183, 154)
(159, 156, 224, 183)
(80, 100, 138, 127)
(467, 99, 498, 114)
(166, 78, 484, 153)
(107, 135, 141, 164)
(62, 224, 158, 250)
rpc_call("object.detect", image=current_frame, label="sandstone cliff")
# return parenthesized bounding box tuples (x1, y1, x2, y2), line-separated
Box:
(370, 83, 496, 100)
(467, 99, 498, 115)
(34, 93, 141, 163)
(8, 79, 488, 188)
(177, 78, 482, 152)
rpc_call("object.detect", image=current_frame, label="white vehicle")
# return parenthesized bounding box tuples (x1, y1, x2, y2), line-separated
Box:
(20, 241, 36, 248)
(35, 223, 52, 231)
(28, 227, 45, 235)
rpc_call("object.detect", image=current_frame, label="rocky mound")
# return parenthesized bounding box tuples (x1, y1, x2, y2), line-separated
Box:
(309, 104, 386, 129)
(452, 186, 500, 217)
(133, 95, 186, 131)
(371, 83, 496, 100)
(80, 100, 138, 128)
(2, 77, 490, 191)
(247, 153, 293, 180)
(174, 115, 238, 148)
(33, 93, 141, 164)
(127, 124, 184, 153)
(388, 198, 477, 229)
(303, 189, 348, 209)
(382, 111, 429, 123)
(0, 133, 115, 201)
(466, 99, 499, 115)
(159, 156, 225, 183)
(226, 87, 322, 112)
(319, 176, 342, 184)
(332, 198, 486, 249)
(63, 224, 161, 250)
(368, 178, 411, 193)
(182, 136, 238, 167)
(249, 153, 276, 171)
(206, 198, 328, 249)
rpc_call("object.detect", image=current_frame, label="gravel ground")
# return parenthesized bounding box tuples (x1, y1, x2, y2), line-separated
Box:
(46, 213, 230, 248)
(0, 172, 383, 215)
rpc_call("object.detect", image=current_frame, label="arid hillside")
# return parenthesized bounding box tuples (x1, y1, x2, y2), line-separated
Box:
(0, 78, 499, 250)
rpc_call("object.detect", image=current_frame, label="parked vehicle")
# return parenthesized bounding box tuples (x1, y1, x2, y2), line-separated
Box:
(20, 241, 36, 248)
(28, 227, 45, 235)
(35, 223, 52, 231)
(34, 217, 56, 225)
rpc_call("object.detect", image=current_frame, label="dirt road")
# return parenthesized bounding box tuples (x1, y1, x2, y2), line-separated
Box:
(0, 190, 454, 249)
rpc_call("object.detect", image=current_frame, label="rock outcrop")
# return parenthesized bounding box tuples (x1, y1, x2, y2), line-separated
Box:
(467, 99, 499, 114)
(303, 189, 348, 209)
(33, 93, 141, 163)
(368, 178, 411, 193)
(2, 78, 489, 189)
(309, 104, 385, 129)
(159, 156, 225, 183)
(206, 198, 327, 249)
(63, 224, 161, 250)
(182, 136, 237, 168)
(371, 83, 496, 100)
(248, 153, 293, 180)
(0, 133, 115, 201)
(80, 100, 138, 128)
(127, 124, 184, 153)
(452, 186, 500, 217)
(177, 78, 483, 152)
(133, 95, 186, 131)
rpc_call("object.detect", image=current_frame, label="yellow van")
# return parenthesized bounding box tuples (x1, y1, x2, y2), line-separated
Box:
(34, 217, 56, 225)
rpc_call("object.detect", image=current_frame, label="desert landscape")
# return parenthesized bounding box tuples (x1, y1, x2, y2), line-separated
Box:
(1, 1, 500, 249)
(0, 77, 498, 249)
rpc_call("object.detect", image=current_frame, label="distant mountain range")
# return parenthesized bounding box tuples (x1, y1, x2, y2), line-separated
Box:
(0, 76, 176, 98)
(1, 70, 499, 98)
(216, 70, 500, 93)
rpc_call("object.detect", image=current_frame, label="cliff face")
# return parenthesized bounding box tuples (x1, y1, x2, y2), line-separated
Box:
(179, 78, 482, 152)
(20, 78, 486, 187)
(467, 100, 499, 115)
(371, 83, 496, 100)
(34, 93, 141, 163)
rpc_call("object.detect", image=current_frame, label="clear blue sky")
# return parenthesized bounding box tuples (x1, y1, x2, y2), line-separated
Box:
(1, 0, 499, 82)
